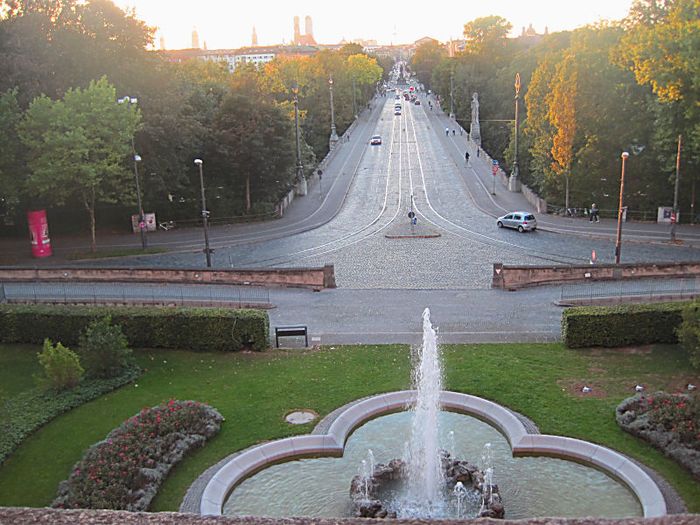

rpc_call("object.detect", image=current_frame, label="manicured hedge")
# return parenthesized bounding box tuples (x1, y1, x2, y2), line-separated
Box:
(0, 305, 269, 352)
(562, 302, 687, 348)
(0, 366, 141, 465)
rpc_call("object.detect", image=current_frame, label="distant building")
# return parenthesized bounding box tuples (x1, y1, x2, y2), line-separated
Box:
(252, 26, 258, 47)
(161, 45, 319, 72)
(191, 27, 200, 49)
(159, 35, 166, 50)
(293, 15, 317, 46)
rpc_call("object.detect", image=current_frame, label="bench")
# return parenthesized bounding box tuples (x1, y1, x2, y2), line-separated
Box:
(275, 325, 308, 348)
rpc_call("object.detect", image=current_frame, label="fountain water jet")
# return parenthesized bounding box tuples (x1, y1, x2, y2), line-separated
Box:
(405, 308, 445, 515)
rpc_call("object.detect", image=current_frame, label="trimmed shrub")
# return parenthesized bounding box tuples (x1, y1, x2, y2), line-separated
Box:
(36, 339, 84, 391)
(562, 302, 686, 348)
(0, 305, 269, 352)
(0, 366, 140, 465)
(676, 301, 700, 369)
(79, 316, 132, 378)
(53, 399, 224, 511)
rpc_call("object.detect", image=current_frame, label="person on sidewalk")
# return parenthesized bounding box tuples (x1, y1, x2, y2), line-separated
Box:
(445, 127, 449, 136)
(590, 203, 599, 222)
(465, 151, 470, 166)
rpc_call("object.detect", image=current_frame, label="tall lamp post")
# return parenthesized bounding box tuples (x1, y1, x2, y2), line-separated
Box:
(292, 85, 307, 195)
(508, 73, 522, 192)
(449, 71, 455, 119)
(328, 76, 339, 150)
(671, 134, 682, 241)
(194, 159, 212, 268)
(352, 76, 357, 119)
(118, 96, 147, 249)
(614, 151, 630, 264)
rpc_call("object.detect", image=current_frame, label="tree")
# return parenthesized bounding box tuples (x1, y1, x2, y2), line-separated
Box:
(210, 93, 295, 214)
(18, 77, 140, 250)
(0, 88, 23, 221)
(410, 39, 446, 89)
(548, 53, 578, 210)
(36, 338, 84, 391)
(463, 16, 513, 54)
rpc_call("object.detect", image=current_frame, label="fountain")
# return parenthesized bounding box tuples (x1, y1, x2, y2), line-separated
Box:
(213, 308, 658, 520)
(348, 309, 504, 519)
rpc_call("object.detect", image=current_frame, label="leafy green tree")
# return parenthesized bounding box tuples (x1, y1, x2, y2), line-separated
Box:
(79, 316, 132, 378)
(0, 88, 23, 221)
(18, 77, 140, 250)
(410, 39, 446, 90)
(463, 15, 513, 55)
(209, 92, 295, 214)
(36, 338, 84, 391)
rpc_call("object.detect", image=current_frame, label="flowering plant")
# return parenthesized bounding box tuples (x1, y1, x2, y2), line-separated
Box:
(644, 392, 699, 448)
(53, 399, 223, 511)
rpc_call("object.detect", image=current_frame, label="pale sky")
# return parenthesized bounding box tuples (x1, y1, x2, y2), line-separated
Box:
(115, 0, 635, 51)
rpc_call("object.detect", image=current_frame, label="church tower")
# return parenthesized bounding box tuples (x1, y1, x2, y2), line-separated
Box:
(252, 26, 258, 46)
(305, 16, 313, 39)
(293, 16, 301, 45)
(191, 27, 200, 49)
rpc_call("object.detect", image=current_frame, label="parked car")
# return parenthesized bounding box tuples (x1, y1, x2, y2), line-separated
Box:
(496, 212, 537, 232)
(370, 135, 382, 145)
(394, 109, 402, 116)
(414, 99, 421, 105)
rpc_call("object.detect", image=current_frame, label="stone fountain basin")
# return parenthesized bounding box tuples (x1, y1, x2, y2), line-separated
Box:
(198, 390, 666, 517)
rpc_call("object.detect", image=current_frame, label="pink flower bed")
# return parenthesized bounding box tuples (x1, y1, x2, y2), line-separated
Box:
(53, 399, 224, 510)
(617, 391, 699, 480)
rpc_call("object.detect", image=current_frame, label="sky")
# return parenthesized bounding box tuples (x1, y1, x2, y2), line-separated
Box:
(114, 0, 635, 51)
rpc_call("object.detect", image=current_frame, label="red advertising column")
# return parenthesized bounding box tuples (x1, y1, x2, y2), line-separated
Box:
(27, 210, 53, 258)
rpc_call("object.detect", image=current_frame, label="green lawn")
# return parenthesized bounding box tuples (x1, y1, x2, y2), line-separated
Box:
(0, 342, 698, 513)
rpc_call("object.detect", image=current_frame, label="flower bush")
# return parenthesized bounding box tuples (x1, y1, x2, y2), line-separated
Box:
(53, 399, 224, 511)
(616, 391, 700, 480)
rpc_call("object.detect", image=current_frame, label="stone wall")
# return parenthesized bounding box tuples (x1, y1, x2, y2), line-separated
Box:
(0, 265, 336, 291)
(492, 262, 700, 290)
(0, 508, 698, 525)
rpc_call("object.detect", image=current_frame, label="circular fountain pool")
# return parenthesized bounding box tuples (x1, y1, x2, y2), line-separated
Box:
(224, 411, 642, 519)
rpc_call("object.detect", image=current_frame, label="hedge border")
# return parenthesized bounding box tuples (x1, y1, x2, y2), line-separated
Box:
(562, 301, 689, 348)
(0, 305, 269, 352)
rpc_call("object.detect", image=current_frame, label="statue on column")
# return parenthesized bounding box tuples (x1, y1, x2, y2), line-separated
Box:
(469, 92, 481, 147)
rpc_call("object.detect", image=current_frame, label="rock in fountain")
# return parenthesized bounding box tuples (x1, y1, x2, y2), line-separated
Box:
(349, 309, 504, 520)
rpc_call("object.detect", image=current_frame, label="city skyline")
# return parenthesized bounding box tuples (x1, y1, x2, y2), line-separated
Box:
(115, 0, 635, 50)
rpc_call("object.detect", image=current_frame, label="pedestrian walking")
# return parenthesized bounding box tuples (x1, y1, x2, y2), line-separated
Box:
(445, 127, 449, 136)
(465, 151, 470, 165)
(452, 129, 456, 136)
(476, 149, 480, 158)
(590, 203, 599, 222)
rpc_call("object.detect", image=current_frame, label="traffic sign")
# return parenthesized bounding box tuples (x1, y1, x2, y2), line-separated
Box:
(408, 211, 415, 219)
(492, 159, 499, 166)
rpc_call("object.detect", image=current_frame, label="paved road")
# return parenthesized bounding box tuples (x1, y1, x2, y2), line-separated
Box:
(3, 90, 700, 342)
(51, 91, 699, 290)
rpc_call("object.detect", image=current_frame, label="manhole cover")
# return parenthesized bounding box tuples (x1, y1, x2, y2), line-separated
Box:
(285, 410, 318, 425)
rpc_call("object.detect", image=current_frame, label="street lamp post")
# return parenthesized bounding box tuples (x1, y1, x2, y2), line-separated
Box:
(352, 77, 357, 119)
(671, 134, 682, 241)
(194, 159, 212, 268)
(328, 76, 339, 150)
(133, 153, 147, 249)
(615, 151, 630, 264)
(118, 96, 147, 249)
(508, 73, 522, 192)
(449, 71, 455, 119)
(292, 85, 307, 195)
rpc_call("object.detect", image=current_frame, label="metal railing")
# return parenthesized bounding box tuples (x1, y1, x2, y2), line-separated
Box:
(1, 282, 271, 308)
(560, 277, 700, 305)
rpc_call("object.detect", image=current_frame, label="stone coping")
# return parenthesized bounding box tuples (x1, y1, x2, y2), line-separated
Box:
(199, 391, 667, 518)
